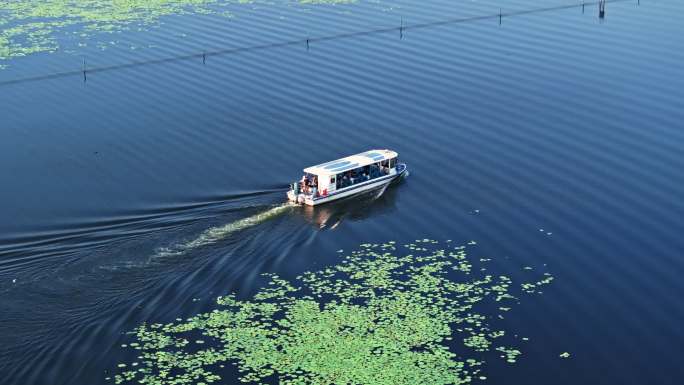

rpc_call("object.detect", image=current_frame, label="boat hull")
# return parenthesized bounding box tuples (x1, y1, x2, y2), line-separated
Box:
(288, 163, 406, 206)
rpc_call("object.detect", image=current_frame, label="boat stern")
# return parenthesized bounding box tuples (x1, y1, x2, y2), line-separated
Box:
(287, 188, 314, 205)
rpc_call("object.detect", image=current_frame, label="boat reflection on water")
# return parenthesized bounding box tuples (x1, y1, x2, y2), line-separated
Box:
(298, 177, 405, 230)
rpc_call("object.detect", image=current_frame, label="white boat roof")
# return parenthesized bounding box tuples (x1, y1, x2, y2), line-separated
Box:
(304, 149, 398, 175)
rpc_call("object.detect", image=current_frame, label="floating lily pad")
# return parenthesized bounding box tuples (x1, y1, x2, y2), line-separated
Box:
(113, 240, 554, 385)
(0, 0, 354, 64)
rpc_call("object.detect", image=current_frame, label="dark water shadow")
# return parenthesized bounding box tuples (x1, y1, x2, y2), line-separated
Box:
(298, 178, 405, 230)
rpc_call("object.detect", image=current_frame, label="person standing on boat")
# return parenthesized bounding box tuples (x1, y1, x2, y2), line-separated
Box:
(302, 175, 309, 194)
(313, 176, 318, 193)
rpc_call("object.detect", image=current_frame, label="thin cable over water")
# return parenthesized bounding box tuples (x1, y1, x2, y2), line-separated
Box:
(0, 0, 632, 87)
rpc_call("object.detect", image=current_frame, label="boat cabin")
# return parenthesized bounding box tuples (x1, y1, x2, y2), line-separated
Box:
(289, 149, 404, 206)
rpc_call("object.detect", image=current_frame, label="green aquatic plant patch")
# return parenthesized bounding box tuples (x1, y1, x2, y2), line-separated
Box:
(0, 0, 355, 63)
(112, 240, 553, 384)
(0, 1, 222, 60)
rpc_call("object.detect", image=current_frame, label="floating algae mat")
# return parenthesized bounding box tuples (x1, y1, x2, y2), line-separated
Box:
(112, 240, 554, 385)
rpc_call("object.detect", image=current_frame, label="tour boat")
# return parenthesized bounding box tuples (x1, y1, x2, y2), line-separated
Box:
(288, 149, 407, 206)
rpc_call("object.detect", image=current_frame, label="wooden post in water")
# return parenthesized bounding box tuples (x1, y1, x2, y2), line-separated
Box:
(599, 0, 606, 19)
(306, 37, 310, 51)
(202, 51, 206, 65)
(400, 17, 404, 40)
(582, 1, 585, 14)
(82, 57, 87, 83)
(499, 8, 502, 25)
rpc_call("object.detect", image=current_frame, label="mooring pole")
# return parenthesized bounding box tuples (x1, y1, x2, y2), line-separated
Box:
(582, 1, 585, 14)
(400, 17, 404, 39)
(499, 8, 502, 25)
(306, 37, 310, 51)
(202, 51, 206, 65)
(82, 57, 87, 83)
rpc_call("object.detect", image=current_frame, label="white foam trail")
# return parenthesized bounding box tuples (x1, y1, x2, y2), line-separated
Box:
(154, 203, 296, 258)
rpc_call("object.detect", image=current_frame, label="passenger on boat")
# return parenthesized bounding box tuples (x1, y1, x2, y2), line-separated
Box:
(380, 160, 390, 175)
(369, 164, 378, 178)
(312, 176, 318, 196)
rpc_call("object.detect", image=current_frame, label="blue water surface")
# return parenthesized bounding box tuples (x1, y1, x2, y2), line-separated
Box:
(1, 1, 683, 384)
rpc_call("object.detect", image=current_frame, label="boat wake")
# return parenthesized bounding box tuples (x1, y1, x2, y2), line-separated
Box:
(0, 189, 289, 278)
(153, 202, 296, 258)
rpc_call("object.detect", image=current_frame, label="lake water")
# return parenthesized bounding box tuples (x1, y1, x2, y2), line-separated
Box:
(1, 1, 683, 384)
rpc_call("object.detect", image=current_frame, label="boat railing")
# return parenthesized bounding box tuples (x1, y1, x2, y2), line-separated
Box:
(293, 181, 318, 196)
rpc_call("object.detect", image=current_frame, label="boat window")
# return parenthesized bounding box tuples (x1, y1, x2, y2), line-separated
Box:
(369, 162, 381, 179)
(330, 176, 335, 184)
(389, 158, 396, 168)
(337, 172, 348, 188)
